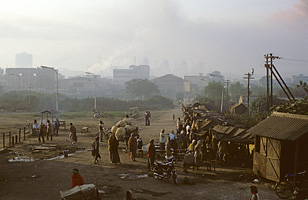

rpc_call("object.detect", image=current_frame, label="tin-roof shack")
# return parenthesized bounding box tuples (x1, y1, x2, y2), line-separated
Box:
(248, 112, 308, 182)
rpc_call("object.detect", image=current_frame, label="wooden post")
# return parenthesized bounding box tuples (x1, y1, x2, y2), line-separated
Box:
(293, 140, 300, 185)
(2, 133, 5, 148)
(9, 132, 11, 147)
(15, 135, 18, 144)
(12, 136, 14, 146)
(24, 128, 26, 140)
(19, 129, 21, 143)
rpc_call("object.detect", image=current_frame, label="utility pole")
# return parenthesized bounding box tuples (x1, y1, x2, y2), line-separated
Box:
(244, 69, 254, 116)
(85, 72, 97, 111)
(225, 79, 231, 111)
(264, 53, 283, 111)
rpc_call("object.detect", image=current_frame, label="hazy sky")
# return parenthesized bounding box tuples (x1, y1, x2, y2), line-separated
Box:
(0, 0, 307, 79)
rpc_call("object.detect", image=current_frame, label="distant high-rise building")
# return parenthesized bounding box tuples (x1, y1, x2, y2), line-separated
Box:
(292, 74, 308, 85)
(15, 52, 33, 68)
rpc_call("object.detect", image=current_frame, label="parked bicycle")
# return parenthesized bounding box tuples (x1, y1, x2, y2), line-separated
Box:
(275, 170, 307, 199)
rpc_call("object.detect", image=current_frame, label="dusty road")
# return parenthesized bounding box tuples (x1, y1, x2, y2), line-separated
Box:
(0, 107, 281, 200)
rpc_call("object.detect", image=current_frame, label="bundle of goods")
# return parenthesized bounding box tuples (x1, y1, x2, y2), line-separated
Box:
(113, 119, 138, 141)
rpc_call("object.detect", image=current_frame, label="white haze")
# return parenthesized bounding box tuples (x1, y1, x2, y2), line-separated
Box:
(0, 0, 307, 79)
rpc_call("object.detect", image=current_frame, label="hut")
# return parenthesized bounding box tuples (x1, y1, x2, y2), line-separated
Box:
(212, 124, 254, 166)
(229, 103, 247, 115)
(248, 112, 308, 182)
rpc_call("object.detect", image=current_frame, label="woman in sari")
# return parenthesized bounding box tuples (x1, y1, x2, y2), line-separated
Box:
(128, 133, 137, 161)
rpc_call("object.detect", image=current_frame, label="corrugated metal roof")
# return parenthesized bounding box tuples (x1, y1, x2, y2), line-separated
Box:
(212, 125, 254, 143)
(247, 112, 308, 141)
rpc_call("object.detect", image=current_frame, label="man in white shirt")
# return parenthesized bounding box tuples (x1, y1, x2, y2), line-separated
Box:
(186, 124, 191, 134)
(159, 129, 166, 150)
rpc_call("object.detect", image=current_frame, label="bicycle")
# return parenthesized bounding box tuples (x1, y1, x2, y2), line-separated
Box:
(275, 170, 307, 199)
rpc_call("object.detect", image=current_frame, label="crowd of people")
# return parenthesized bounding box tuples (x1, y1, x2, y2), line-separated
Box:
(32, 119, 61, 143)
(47, 110, 260, 200)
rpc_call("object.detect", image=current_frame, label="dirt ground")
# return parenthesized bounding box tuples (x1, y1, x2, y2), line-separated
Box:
(0, 107, 282, 200)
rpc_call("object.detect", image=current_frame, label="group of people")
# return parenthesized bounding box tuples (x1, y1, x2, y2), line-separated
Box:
(33, 119, 78, 145)
(33, 119, 60, 143)
(157, 115, 218, 168)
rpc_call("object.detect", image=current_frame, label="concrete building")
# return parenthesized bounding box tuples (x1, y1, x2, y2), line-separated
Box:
(184, 73, 210, 93)
(113, 65, 150, 85)
(59, 75, 113, 98)
(151, 74, 190, 99)
(4, 67, 66, 94)
(15, 52, 33, 68)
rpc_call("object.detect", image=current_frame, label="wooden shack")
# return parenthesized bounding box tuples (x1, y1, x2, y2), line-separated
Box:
(229, 103, 247, 115)
(248, 112, 308, 182)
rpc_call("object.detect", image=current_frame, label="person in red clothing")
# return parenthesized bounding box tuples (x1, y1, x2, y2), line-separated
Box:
(71, 169, 84, 188)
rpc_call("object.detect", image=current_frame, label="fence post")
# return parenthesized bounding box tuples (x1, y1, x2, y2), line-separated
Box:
(19, 129, 21, 143)
(2, 133, 5, 148)
(12, 136, 14, 146)
(15, 135, 18, 144)
(24, 127, 26, 140)
(9, 132, 11, 147)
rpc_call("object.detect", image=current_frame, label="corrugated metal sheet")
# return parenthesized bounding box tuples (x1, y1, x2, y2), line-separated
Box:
(247, 112, 308, 141)
(213, 125, 254, 143)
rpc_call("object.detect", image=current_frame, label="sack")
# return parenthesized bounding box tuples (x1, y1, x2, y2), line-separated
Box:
(116, 120, 127, 127)
(125, 125, 135, 134)
(60, 184, 100, 200)
(111, 126, 117, 134)
(115, 127, 126, 141)
(91, 149, 95, 157)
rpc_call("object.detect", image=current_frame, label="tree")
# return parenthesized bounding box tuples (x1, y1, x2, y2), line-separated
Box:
(126, 79, 160, 100)
(273, 97, 308, 115)
(229, 81, 246, 103)
(203, 81, 224, 111)
(296, 81, 308, 95)
(250, 94, 282, 114)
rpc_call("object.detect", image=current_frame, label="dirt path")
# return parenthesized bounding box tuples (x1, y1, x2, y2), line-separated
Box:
(0, 107, 281, 200)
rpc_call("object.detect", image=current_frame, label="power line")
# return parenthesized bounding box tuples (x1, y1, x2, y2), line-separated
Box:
(280, 57, 308, 63)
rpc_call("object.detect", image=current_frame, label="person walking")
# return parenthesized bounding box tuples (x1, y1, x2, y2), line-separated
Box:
(147, 139, 156, 170)
(123, 190, 136, 200)
(128, 133, 137, 161)
(159, 129, 166, 150)
(137, 136, 143, 157)
(176, 130, 182, 150)
(250, 185, 259, 200)
(38, 123, 45, 143)
(181, 130, 188, 150)
(69, 123, 77, 144)
(144, 111, 151, 126)
(176, 118, 183, 132)
(71, 169, 84, 188)
(92, 136, 101, 164)
(54, 118, 60, 136)
(169, 130, 177, 158)
(165, 136, 172, 159)
(32, 119, 39, 136)
(108, 134, 120, 164)
(194, 140, 202, 169)
(46, 120, 53, 141)
(98, 120, 104, 142)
